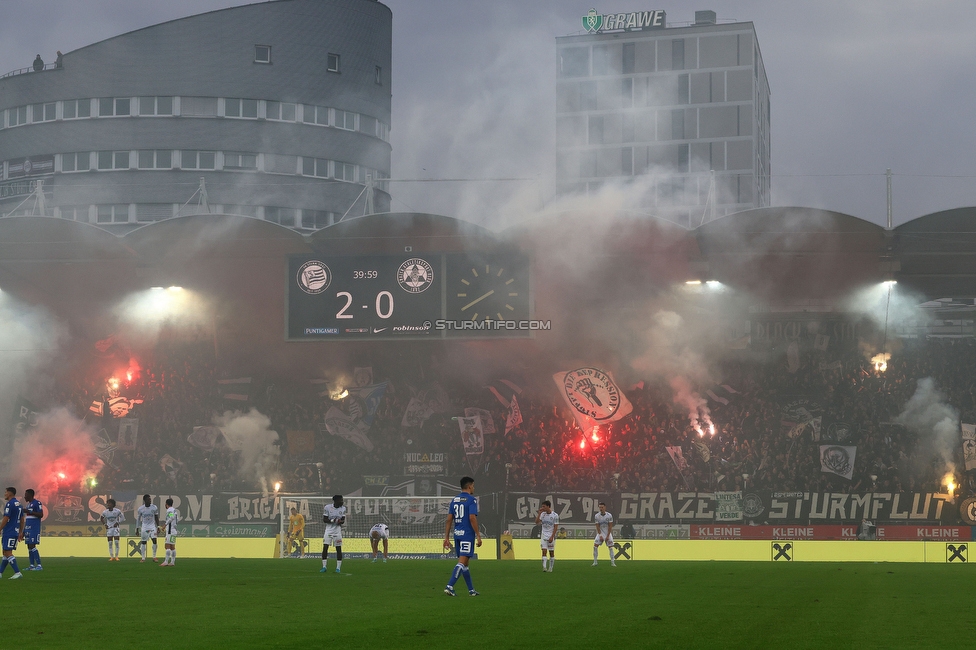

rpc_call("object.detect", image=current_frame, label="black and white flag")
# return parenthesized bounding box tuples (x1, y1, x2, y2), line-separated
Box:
(819, 445, 856, 480)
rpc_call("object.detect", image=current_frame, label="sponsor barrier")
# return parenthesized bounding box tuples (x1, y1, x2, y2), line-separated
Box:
(510, 539, 973, 563)
(17, 537, 274, 558)
(690, 525, 973, 541)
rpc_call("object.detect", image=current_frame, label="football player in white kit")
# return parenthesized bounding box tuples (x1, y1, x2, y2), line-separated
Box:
(369, 523, 390, 563)
(593, 501, 616, 567)
(161, 498, 179, 566)
(536, 500, 559, 572)
(320, 494, 346, 574)
(99, 499, 125, 561)
(136, 494, 160, 563)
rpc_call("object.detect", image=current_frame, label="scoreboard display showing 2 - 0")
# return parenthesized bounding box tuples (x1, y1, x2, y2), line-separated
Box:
(287, 252, 531, 340)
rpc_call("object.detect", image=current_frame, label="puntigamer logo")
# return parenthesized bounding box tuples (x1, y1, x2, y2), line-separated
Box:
(582, 8, 666, 33)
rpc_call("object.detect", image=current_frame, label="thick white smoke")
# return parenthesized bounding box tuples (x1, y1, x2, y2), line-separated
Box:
(213, 408, 280, 492)
(0, 292, 65, 447)
(895, 377, 960, 472)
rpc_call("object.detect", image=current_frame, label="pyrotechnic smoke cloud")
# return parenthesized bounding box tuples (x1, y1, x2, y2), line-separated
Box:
(0, 292, 65, 436)
(895, 377, 960, 472)
(213, 408, 279, 493)
(6, 408, 104, 497)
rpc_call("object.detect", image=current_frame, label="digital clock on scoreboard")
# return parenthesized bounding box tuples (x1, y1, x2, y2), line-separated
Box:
(287, 252, 531, 340)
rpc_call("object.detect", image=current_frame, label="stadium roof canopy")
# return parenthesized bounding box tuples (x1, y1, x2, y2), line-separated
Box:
(893, 207, 976, 299)
(1, 207, 976, 308)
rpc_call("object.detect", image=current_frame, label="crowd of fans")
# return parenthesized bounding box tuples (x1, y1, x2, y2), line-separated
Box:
(28, 329, 976, 499)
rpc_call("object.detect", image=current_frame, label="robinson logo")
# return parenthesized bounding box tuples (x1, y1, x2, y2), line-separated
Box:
(561, 367, 621, 421)
(297, 260, 331, 294)
(397, 258, 433, 293)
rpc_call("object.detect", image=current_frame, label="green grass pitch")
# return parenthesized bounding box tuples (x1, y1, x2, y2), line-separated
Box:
(5, 558, 975, 648)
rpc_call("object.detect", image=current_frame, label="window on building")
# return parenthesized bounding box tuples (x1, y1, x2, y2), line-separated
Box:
(181, 151, 216, 170)
(254, 45, 271, 64)
(671, 109, 685, 140)
(224, 152, 257, 170)
(327, 53, 340, 73)
(180, 97, 218, 117)
(225, 98, 258, 118)
(621, 147, 633, 175)
(621, 114, 635, 143)
(678, 74, 690, 105)
(302, 210, 334, 229)
(375, 66, 382, 85)
(99, 98, 130, 117)
(31, 103, 56, 122)
(223, 204, 258, 218)
(336, 110, 356, 130)
(8, 106, 28, 126)
(335, 162, 356, 182)
(264, 153, 298, 174)
(559, 47, 590, 78)
(672, 40, 685, 71)
(266, 101, 297, 121)
(63, 99, 91, 120)
(581, 151, 597, 178)
(265, 206, 296, 226)
(58, 205, 89, 221)
(359, 115, 377, 136)
(139, 96, 173, 116)
(303, 105, 330, 126)
(588, 116, 604, 145)
(622, 43, 636, 74)
(97, 151, 130, 170)
(136, 204, 174, 222)
(302, 157, 330, 178)
(580, 82, 597, 111)
(592, 45, 610, 76)
(137, 150, 172, 169)
(61, 152, 91, 172)
(621, 78, 633, 109)
(96, 204, 129, 223)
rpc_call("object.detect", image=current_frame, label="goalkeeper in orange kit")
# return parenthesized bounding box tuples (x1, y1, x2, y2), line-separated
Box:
(287, 507, 306, 556)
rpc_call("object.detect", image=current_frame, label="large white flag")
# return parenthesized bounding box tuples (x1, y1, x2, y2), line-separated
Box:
(457, 416, 485, 457)
(324, 406, 374, 452)
(962, 423, 976, 472)
(819, 445, 856, 480)
(464, 408, 496, 434)
(553, 368, 633, 431)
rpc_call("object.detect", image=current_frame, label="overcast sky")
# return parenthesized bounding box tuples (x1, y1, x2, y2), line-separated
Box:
(2, 0, 975, 227)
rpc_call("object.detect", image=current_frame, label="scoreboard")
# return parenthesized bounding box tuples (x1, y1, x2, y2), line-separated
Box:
(287, 252, 532, 340)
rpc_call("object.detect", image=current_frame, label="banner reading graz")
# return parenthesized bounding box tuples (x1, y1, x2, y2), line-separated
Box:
(616, 492, 956, 523)
(67, 492, 320, 525)
(509, 492, 612, 524)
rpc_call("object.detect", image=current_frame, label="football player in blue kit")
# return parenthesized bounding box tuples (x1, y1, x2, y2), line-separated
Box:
(1, 487, 25, 579)
(442, 476, 482, 596)
(23, 489, 43, 570)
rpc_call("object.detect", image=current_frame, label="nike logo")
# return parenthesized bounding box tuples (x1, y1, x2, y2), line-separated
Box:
(372, 328, 387, 333)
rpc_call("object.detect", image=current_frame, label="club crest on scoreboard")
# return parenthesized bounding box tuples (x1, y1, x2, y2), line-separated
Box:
(397, 258, 433, 293)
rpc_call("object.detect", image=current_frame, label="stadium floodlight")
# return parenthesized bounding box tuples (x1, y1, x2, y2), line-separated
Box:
(167, 286, 184, 292)
(685, 280, 702, 285)
(882, 280, 897, 287)
(706, 280, 721, 287)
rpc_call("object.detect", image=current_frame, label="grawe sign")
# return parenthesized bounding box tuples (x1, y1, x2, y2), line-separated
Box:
(582, 8, 666, 33)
